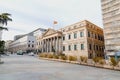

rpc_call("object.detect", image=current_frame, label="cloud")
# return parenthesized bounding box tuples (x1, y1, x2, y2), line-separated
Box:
(0, 0, 103, 40)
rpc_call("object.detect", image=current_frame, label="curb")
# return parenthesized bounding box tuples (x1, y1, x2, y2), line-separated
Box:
(39, 57, 120, 71)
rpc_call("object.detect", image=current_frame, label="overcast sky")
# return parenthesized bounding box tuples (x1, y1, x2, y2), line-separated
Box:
(0, 0, 103, 41)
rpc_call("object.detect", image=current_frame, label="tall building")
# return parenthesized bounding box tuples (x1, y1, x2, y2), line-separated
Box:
(38, 20, 104, 59)
(101, 0, 120, 55)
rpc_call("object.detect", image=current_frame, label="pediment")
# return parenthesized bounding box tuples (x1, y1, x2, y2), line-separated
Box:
(43, 28, 57, 37)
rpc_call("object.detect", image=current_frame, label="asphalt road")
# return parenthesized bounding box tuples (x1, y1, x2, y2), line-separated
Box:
(0, 55, 120, 80)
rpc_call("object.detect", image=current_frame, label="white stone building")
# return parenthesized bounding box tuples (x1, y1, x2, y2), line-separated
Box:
(38, 20, 105, 59)
(9, 35, 36, 53)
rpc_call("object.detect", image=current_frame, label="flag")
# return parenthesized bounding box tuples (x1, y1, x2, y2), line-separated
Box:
(53, 21, 58, 24)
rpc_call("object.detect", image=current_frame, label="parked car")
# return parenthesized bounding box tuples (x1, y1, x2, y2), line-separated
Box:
(17, 52, 23, 55)
(28, 52, 34, 56)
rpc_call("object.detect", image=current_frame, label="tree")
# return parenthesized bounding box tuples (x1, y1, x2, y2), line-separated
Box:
(0, 40, 5, 62)
(0, 13, 12, 31)
(110, 57, 118, 67)
(0, 40, 5, 53)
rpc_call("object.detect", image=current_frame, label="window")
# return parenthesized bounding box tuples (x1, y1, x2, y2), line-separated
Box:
(63, 35, 65, 40)
(96, 45, 98, 51)
(74, 44, 77, 50)
(80, 32, 84, 37)
(32, 45, 34, 47)
(98, 35, 100, 40)
(74, 33, 77, 39)
(88, 31, 90, 37)
(94, 45, 96, 50)
(89, 44, 92, 50)
(81, 44, 84, 50)
(68, 45, 71, 51)
(28, 44, 30, 47)
(95, 34, 97, 39)
(68, 34, 71, 40)
(63, 46, 65, 51)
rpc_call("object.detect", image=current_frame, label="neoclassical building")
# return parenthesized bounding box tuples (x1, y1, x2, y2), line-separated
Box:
(37, 29, 62, 54)
(61, 20, 104, 58)
(38, 20, 105, 58)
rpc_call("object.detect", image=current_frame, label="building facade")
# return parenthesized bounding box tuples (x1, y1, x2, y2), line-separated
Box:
(14, 35, 25, 40)
(5, 40, 13, 52)
(61, 20, 104, 58)
(9, 28, 46, 53)
(38, 28, 62, 54)
(9, 35, 36, 53)
(33, 28, 46, 52)
(101, 0, 120, 54)
(38, 20, 104, 59)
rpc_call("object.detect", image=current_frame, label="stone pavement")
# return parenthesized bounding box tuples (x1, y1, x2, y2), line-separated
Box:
(0, 55, 120, 80)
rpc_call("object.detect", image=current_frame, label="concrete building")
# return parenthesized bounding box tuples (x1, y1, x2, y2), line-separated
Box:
(5, 40, 13, 52)
(9, 35, 36, 53)
(9, 28, 46, 53)
(101, 0, 120, 55)
(14, 35, 25, 40)
(39, 20, 104, 58)
(33, 28, 46, 52)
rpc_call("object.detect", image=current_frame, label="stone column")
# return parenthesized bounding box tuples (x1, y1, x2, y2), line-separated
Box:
(60, 36, 62, 53)
(46, 39, 47, 52)
(48, 39, 49, 52)
(45, 39, 46, 52)
(43, 40, 45, 52)
(49, 38, 51, 52)
(54, 37, 56, 53)
(56, 37, 59, 53)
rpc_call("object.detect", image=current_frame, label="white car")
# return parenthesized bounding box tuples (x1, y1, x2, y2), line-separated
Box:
(28, 52, 34, 56)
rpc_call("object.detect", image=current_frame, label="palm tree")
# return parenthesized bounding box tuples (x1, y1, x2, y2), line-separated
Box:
(0, 13, 12, 31)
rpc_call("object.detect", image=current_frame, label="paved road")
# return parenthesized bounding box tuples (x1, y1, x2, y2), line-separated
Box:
(0, 55, 120, 80)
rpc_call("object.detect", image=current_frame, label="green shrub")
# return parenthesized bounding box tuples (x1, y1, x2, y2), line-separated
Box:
(39, 53, 47, 57)
(110, 57, 118, 66)
(53, 55, 59, 59)
(99, 59, 105, 65)
(93, 57, 103, 63)
(80, 56, 87, 63)
(58, 53, 65, 56)
(59, 55, 67, 60)
(47, 54, 53, 58)
(69, 56, 77, 61)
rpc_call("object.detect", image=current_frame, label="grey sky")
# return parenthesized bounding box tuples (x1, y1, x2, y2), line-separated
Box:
(0, 0, 103, 40)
